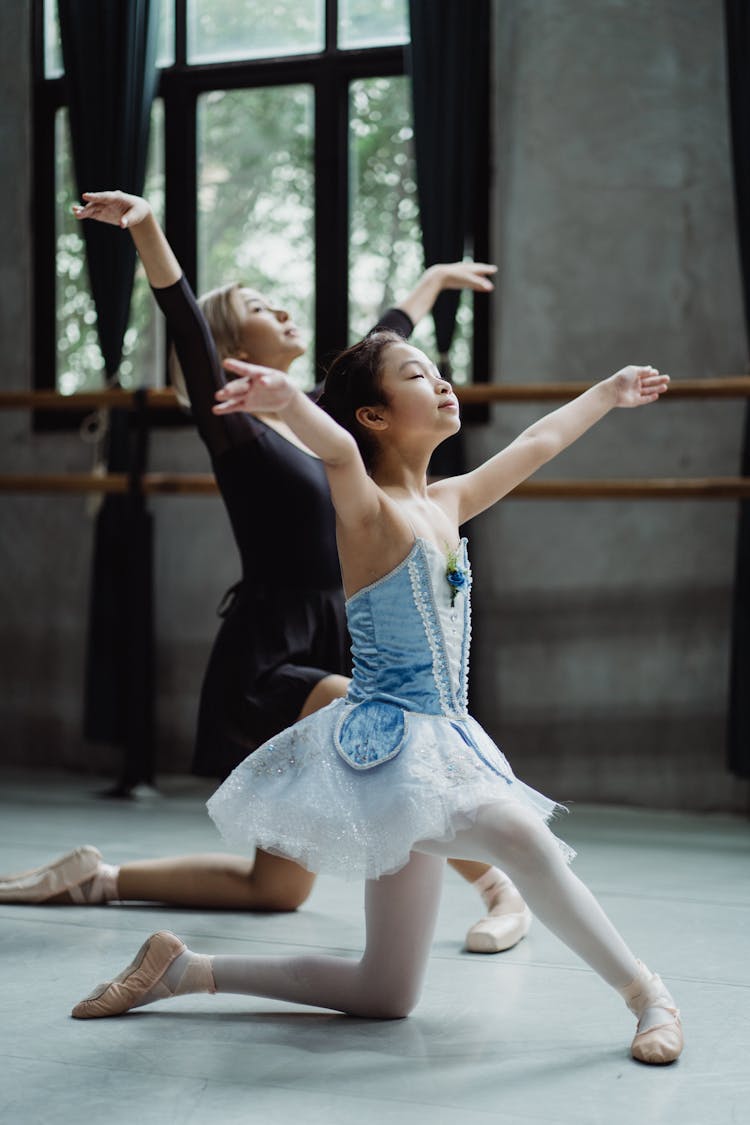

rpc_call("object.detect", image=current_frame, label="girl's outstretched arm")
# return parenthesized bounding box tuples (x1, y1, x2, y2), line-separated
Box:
(396, 262, 497, 326)
(73, 190, 181, 289)
(215, 360, 381, 528)
(432, 366, 670, 524)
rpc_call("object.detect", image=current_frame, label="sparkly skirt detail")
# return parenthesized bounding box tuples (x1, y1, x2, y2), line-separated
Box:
(207, 699, 574, 881)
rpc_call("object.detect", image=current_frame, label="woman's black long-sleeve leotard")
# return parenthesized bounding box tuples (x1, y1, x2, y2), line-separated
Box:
(153, 275, 414, 778)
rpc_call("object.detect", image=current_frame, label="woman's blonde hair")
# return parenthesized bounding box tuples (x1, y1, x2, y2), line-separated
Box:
(169, 282, 247, 408)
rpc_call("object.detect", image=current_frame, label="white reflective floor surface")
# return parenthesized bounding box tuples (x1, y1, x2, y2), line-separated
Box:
(1, 769, 748, 1125)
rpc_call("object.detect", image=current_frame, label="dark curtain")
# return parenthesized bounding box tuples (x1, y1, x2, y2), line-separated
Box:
(408, 0, 490, 473)
(59, 0, 160, 789)
(725, 0, 750, 777)
(408, 0, 490, 368)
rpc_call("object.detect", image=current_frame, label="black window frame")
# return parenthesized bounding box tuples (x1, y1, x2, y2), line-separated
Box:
(31, 0, 490, 430)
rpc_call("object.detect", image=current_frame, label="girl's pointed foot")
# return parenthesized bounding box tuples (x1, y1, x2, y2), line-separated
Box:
(620, 961, 683, 1065)
(0, 846, 102, 903)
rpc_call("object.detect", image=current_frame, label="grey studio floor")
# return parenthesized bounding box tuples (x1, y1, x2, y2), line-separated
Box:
(1, 769, 748, 1125)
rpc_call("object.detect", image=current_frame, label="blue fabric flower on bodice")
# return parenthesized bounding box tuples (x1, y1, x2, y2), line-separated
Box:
(445, 545, 470, 607)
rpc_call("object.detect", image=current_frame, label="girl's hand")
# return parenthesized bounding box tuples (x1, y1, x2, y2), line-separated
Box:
(213, 358, 297, 415)
(431, 261, 497, 292)
(610, 365, 670, 408)
(72, 190, 151, 229)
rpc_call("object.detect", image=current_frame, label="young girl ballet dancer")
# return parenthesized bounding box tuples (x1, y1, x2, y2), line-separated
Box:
(70, 330, 682, 1065)
(0, 190, 526, 951)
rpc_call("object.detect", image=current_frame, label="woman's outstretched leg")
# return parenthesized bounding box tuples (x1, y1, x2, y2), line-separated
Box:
(71, 852, 445, 1020)
(0, 848, 315, 912)
(117, 850, 316, 911)
(418, 802, 683, 1064)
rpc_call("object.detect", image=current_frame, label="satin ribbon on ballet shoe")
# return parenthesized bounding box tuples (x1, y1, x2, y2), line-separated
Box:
(0, 846, 102, 903)
(619, 961, 684, 1065)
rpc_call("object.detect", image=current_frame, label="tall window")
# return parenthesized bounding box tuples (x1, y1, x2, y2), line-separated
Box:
(33, 0, 485, 406)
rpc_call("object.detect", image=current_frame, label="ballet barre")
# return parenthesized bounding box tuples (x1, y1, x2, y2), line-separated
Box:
(0, 473, 749, 499)
(1, 379, 748, 500)
(1, 375, 750, 411)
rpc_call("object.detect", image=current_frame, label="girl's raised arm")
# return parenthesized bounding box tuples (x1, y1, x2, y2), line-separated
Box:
(432, 366, 670, 524)
(215, 359, 382, 530)
(73, 190, 181, 289)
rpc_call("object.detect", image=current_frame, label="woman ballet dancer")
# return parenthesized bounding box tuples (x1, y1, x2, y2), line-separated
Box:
(69, 329, 682, 1065)
(0, 190, 528, 952)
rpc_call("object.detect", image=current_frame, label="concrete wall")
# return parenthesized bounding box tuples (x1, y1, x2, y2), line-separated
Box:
(465, 0, 749, 810)
(1, 0, 748, 809)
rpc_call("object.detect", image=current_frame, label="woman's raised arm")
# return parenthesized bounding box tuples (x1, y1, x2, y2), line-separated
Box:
(74, 189, 262, 456)
(394, 261, 497, 328)
(73, 191, 181, 289)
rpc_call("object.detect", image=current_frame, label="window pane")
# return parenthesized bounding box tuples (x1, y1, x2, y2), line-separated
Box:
(44, 0, 63, 78)
(55, 102, 165, 394)
(44, 1, 173, 76)
(197, 87, 315, 388)
(339, 0, 409, 49)
(188, 0, 324, 64)
(348, 77, 473, 383)
(156, 1, 175, 68)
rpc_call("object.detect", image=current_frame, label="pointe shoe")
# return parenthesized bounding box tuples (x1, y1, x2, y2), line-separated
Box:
(620, 961, 684, 1065)
(465, 902, 532, 953)
(0, 846, 102, 903)
(72, 931, 188, 1019)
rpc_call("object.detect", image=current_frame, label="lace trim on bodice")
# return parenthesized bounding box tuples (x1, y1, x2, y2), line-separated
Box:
(408, 539, 471, 718)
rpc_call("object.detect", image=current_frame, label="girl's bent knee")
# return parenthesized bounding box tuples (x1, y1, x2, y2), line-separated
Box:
(355, 978, 421, 1019)
(355, 999, 414, 1020)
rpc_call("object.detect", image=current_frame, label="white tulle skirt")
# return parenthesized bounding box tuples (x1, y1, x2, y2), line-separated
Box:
(207, 699, 574, 881)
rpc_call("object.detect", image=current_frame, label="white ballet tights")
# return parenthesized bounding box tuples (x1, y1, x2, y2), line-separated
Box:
(211, 850, 445, 1017)
(154, 800, 647, 1022)
(419, 801, 639, 990)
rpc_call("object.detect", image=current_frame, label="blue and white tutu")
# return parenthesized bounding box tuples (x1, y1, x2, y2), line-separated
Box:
(208, 538, 573, 881)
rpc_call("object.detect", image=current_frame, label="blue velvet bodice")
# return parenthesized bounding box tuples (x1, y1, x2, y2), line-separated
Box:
(332, 537, 472, 769)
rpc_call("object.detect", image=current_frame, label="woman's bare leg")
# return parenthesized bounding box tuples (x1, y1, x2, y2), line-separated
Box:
(297, 673, 350, 717)
(44, 678, 352, 910)
(116, 850, 315, 911)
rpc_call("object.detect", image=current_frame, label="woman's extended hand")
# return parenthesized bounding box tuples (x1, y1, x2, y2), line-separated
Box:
(431, 261, 497, 292)
(213, 359, 297, 415)
(610, 365, 670, 408)
(72, 190, 151, 229)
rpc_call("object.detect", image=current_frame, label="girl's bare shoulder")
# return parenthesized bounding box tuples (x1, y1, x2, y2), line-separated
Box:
(336, 495, 416, 600)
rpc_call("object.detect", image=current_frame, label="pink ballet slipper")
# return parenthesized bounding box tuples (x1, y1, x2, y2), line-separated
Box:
(0, 846, 102, 903)
(72, 931, 206, 1019)
(464, 902, 532, 953)
(465, 867, 532, 953)
(620, 961, 683, 1065)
